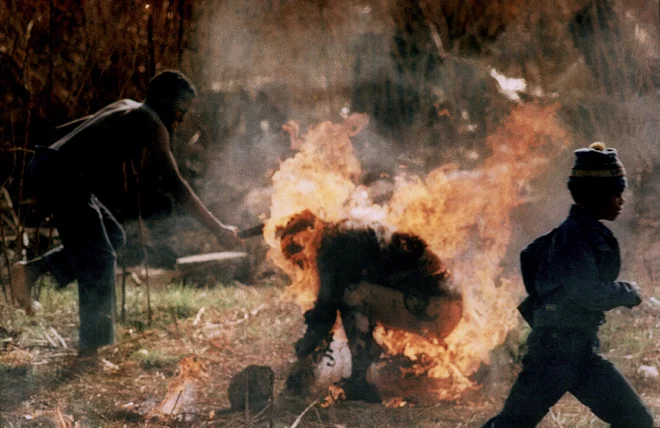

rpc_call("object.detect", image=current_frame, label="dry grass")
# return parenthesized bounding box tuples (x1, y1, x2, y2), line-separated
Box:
(0, 275, 658, 427)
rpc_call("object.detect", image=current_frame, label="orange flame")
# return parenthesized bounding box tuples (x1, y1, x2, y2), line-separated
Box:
(265, 104, 569, 399)
(320, 384, 347, 408)
(265, 114, 370, 310)
(154, 355, 208, 417)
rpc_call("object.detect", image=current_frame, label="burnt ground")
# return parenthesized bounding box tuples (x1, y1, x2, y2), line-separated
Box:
(0, 273, 659, 428)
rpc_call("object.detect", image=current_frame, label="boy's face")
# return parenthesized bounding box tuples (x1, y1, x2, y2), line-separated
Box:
(588, 191, 625, 221)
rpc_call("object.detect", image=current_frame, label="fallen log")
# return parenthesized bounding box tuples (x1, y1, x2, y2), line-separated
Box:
(175, 251, 249, 285)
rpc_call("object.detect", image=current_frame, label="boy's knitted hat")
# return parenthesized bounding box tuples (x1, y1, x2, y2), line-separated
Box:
(571, 142, 625, 178)
(568, 142, 627, 196)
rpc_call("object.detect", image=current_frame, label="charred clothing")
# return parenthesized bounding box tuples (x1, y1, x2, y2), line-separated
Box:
(484, 205, 652, 427)
(294, 226, 456, 399)
(295, 228, 453, 357)
(292, 228, 382, 399)
(295, 227, 382, 359)
(336, 304, 381, 402)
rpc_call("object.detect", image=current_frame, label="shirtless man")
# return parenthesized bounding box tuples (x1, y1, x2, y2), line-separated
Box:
(11, 70, 242, 357)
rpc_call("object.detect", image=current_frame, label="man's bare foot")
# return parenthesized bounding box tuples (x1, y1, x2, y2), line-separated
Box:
(10, 261, 42, 315)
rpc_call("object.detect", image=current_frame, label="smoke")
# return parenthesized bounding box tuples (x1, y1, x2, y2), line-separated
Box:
(191, 0, 521, 229)
(193, 1, 387, 227)
(188, 0, 658, 291)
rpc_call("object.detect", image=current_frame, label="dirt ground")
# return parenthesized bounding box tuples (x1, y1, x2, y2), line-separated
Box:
(0, 273, 659, 428)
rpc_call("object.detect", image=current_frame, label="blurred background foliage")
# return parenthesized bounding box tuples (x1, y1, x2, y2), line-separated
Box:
(0, 0, 658, 272)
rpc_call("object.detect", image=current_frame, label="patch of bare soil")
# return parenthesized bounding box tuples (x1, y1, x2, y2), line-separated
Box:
(0, 281, 658, 427)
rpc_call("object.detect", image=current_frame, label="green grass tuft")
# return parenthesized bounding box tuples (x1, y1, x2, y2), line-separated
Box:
(129, 348, 176, 369)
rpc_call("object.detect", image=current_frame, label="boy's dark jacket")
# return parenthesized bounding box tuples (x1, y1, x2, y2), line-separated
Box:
(518, 204, 639, 334)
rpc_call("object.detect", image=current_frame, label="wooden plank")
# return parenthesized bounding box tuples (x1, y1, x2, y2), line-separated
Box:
(175, 251, 249, 285)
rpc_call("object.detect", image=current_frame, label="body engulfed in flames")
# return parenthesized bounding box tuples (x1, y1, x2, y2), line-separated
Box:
(264, 105, 568, 400)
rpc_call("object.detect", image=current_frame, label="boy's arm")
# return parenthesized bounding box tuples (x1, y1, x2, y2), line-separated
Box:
(556, 231, 641, 311)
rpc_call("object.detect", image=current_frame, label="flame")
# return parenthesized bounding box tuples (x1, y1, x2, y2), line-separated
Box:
(153, 355, 208, 418)
(264, 104, 569, 399)
(321, 384, 347, 408)
(383, 397, 409, 408)
(265, 114, 370, 310)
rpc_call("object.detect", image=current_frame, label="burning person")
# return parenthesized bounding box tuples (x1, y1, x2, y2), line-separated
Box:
(482, 143, 654, 427)
(278, 210, 463, 402)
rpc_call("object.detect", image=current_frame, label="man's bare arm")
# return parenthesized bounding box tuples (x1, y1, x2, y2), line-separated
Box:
(147, 121, 242, 249)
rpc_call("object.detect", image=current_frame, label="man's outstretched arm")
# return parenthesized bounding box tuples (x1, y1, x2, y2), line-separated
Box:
(146, 123, 242, 249)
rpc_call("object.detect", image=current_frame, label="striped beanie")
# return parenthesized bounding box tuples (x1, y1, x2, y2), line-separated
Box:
(568, 142, 627, 196)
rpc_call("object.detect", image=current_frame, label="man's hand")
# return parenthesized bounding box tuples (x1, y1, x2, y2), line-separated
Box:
(214, 225, 243, 250)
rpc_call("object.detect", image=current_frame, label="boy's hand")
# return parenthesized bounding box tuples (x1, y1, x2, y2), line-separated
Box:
(623, 282, 643, 308)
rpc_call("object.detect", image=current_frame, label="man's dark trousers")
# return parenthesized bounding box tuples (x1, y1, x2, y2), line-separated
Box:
(484, 327, 653, 427)
(28, 149, 125, 350)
